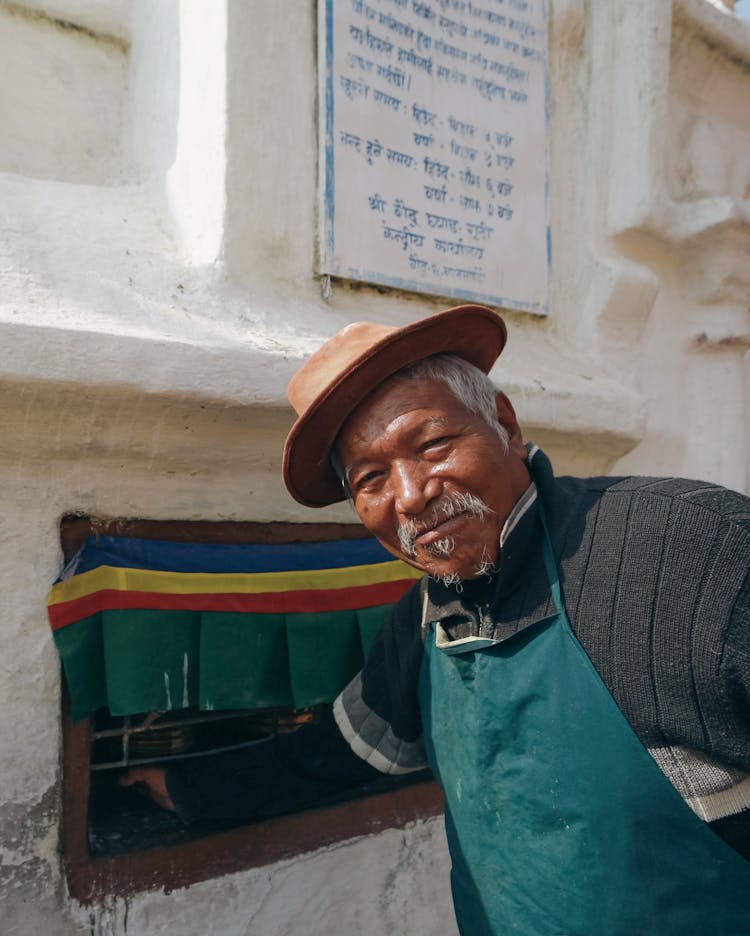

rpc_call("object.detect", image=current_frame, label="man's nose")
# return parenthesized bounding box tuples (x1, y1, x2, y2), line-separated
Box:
(391, 461, 440, 515)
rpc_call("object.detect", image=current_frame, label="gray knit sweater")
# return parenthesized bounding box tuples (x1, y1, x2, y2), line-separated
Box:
(334, 445, 750, 854)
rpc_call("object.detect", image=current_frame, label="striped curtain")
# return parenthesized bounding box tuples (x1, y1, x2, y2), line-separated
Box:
(48, 535, 422, 722)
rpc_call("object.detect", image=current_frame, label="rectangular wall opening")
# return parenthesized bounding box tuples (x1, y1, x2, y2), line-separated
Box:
(55, 515, 443, 901)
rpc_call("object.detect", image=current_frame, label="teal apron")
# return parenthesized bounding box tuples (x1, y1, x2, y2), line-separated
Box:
(419, 506, 750, 935)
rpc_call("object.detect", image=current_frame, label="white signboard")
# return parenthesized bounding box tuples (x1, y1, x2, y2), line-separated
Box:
(319, 0, 549, 313)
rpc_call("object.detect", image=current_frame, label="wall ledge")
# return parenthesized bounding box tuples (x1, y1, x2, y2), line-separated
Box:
(0, 315, 645, 460)
(674, 0, 750, 64)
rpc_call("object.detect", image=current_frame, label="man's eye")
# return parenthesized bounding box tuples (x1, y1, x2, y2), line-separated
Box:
(424, 436, 450, 450)
(355, 470, 384, 489)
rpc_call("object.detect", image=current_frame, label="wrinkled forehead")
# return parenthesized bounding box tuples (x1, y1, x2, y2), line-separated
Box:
(334, 376, 404, 463)
(335, 374, 469, 462)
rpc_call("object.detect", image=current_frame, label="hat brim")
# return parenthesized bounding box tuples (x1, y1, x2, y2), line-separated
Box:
(282, 305, 507, 508)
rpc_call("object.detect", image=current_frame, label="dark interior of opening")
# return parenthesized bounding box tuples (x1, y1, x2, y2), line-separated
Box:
(88, 703, 431, 859)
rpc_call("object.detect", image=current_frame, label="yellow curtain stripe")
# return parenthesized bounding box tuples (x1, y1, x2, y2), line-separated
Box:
(48, 560, 423, 607)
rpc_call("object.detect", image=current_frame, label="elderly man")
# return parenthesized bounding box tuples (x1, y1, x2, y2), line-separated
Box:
(126, 306, 750, 933)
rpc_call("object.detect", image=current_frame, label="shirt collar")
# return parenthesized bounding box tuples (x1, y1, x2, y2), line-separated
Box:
(500, 474, 537, 546)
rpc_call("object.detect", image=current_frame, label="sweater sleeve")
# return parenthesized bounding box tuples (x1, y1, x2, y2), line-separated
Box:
(333, 581, 428, 774)
(165, 705, 385, 824)
(721, 563, 750, 770)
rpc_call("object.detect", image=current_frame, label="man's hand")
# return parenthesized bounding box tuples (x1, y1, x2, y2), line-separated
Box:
(119, 766, 176, 813)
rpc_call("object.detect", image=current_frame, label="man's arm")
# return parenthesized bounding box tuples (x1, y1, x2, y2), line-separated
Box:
(722, 564, 750, 767)
(119, 705, 383, 822)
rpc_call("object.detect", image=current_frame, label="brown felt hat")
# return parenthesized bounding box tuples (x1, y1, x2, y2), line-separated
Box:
(282, 304, 507, 507)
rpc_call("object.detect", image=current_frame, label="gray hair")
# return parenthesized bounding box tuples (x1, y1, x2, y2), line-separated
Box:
(331, 353, 509, 497)
(395, 354, 508, 448)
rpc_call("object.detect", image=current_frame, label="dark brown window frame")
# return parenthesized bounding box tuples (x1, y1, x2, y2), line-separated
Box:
(59, 516, 443, 904)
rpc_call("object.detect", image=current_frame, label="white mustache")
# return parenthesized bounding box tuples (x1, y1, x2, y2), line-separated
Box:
(397, 491, 492, 557)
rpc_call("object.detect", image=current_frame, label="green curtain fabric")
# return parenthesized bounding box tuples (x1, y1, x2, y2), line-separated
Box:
(55, 605, 394, 722)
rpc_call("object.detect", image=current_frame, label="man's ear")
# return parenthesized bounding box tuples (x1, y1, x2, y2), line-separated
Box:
(494, 391, 526, 457)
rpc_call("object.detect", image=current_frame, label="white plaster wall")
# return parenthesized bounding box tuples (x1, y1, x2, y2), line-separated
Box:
(67, 820, 451, 936)
(0, 0, 748, 934)
(12, 0, 131, 42)
(0, 3, 127, 184)
(0, 388, 451, 935)
(162, 2, 227, 264)
(609, 0, 750, 487)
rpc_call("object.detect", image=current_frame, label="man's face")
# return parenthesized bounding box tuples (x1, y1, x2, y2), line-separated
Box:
(336, 376, 530, 582)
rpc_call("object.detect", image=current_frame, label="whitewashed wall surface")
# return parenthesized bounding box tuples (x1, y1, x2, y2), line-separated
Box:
(0, 1, 748, 934)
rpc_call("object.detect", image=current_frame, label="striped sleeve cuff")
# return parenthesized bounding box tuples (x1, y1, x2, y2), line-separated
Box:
(333, 672, 427, 775)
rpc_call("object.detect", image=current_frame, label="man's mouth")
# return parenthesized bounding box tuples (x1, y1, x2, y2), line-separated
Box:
(414, 512, 469, 548)
(397, 492, 493, 558)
